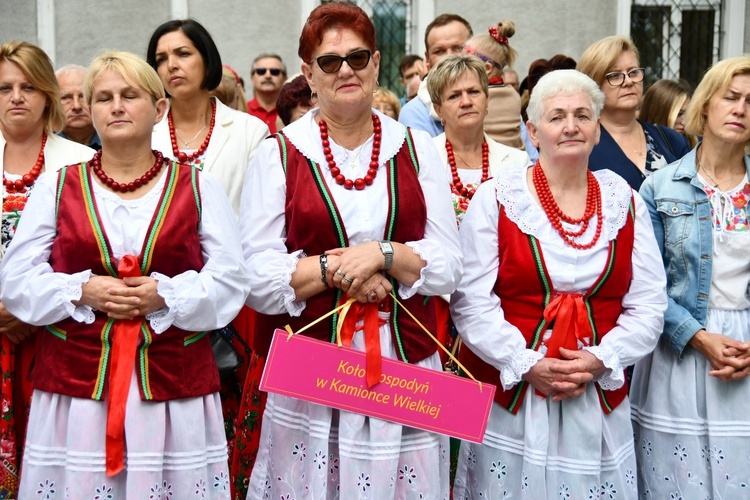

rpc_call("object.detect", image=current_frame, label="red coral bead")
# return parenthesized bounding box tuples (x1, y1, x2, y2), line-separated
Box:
(354, 178, 365, 190)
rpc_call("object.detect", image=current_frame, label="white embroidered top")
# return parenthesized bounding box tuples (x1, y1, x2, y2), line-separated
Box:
(450, 163, 667, 391)
(239, 109, 462, 316)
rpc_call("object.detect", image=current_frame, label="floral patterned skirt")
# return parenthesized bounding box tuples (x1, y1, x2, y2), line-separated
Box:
(19, 371, 230, 499)
(453, 385, 637, 499)
(631, 308, 750, 499)
(245, 323, 450, 499)
(0, 334, 36, 498)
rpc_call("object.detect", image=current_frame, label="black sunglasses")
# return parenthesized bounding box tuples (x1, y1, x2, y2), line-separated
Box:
(254, 68, 282, 76)
(315, 49, 371, 74)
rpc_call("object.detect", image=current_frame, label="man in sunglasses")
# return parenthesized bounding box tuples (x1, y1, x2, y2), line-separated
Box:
(398, 14, 472, 137)
(248, 53, 287, 133)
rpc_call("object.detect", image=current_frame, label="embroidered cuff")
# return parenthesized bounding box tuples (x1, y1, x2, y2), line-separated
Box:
(499, 349, 544, 391)
(283, 250, 306, 316)
(584, 344, 625, 390)
(147, 272, 178, 334)
(398, 240, 434, 299)
(64, 270, 95, 324)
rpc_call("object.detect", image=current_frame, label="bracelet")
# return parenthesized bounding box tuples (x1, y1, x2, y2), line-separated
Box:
(319, 254, 329, 285)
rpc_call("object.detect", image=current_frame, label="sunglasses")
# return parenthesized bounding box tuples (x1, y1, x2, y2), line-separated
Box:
(254, 68, 282, 76)
(315, 49, 371, 74)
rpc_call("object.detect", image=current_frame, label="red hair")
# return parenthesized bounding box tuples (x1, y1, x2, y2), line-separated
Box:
(298, 2, 376, 63)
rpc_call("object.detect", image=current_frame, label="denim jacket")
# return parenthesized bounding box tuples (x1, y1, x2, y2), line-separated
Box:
(639, 146, 750, 356)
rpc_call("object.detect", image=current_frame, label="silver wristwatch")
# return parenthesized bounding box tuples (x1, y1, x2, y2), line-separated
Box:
(379, 240, 394, 270)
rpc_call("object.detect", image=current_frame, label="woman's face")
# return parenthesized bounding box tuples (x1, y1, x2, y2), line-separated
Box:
(90, 69, 166, 145)
(372, 98, 397, 119)
(302, 28, 380, 116)
(601, 50, 643, 114)
(0, 60, 47, 133)
(527, 91, 600, 161)
(290, 103, 312, 123)
(153, 30, 207, 98)
(702, 74, 750, 145)
(672, 97, 690, 134)
(434, 70, 488, 134)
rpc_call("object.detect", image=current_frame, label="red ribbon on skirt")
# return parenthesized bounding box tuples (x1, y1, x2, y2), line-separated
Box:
(105, 254, 142, 476)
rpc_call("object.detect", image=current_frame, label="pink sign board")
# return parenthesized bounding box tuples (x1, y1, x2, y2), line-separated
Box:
(260, 329, 496, 443)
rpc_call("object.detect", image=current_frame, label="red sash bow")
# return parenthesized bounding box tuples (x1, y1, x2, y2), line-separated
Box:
(105, 255, 142, 476)
(337, 297, 387, 388)
(542, 292, 592, 359)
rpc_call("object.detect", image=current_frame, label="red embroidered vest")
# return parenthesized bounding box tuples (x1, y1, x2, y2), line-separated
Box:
(33, 162, 220, 402)
(254, 130, 439, 363)
(459, 201, 635, 414)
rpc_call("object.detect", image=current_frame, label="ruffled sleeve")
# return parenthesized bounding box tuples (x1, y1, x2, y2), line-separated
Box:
(239, 137, 307, 316)
(398, 129, 462, 298)
(450, 180, 543, 390)
(0, 173, 97, 325)
(584, 191, 667, 387)
(144, 170, 250, 332)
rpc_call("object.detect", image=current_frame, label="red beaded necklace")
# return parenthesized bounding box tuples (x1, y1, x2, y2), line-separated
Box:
(3, 132, 47, 194)
(532, 161, 603, 250)
(446, 139, 489, 199)
(318, 114, 381, 190)
(90, 150, 168, 193)
(168, 100, 216, 164)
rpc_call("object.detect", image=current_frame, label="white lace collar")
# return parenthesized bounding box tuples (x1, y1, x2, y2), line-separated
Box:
(281, 108, 406, 165)
(496, 163, 632, 242)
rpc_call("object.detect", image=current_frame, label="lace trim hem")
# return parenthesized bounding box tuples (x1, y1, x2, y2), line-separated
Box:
(398, 241, 430, 299)
(64, 270, 94, 324)
(495, 165, 633, 241)
(147, 272, 176, 333)
(584, 344, 625, 390)
(283, 109, 406, 169)
(283, 250, 306, 317)
(499, 349, 544, 390)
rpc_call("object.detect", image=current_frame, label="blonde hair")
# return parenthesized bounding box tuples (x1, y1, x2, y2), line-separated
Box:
(0, 40, 65, 133)
(685, 55, 750, 144)
(212, 67, 249, 112)
(466, 20, 516, 78)
(427, 54, 489, 106)
(372, 87, 401, 119)
(640, 79, 697, 147)
(85, 50, 165, 106)
(577, 36, 640, 87)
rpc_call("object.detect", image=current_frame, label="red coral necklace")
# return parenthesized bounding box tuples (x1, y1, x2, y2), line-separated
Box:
(3, 132, 47, 194)
(168, 100, 216, 164)
(318, 114, 381, 190)
(446, 139, 489, 199)
(532, 161, 602, 250)
(89, 149, 169, 193)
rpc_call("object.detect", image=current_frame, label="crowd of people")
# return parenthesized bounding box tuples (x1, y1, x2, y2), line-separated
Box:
(0, 2, 748, 499)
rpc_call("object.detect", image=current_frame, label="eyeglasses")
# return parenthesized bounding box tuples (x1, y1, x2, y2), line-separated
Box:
(254, 68, 282, 76)
(315, 49, 372, 74)
(605, 68, 645, 86)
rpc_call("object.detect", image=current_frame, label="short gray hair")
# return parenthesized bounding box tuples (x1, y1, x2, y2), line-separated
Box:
(251, 53, 286, 75)
(527, 69, 604, 125)
(55, 64, 87, 78)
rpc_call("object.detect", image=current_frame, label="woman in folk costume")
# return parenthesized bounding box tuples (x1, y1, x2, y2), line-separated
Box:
(0, 50, 247, 498)
(631, 56, 750, 499)
(241, 3, 461, 498)
(0, 40, 94, 495)
(450, 70, 667, 498)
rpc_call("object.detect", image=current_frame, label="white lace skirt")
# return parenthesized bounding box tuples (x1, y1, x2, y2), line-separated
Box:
(453, 383, 638, 499)
(19, 371, 230, 499)
(630, 308, 750, 499)
(246, 320, 450, 499)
